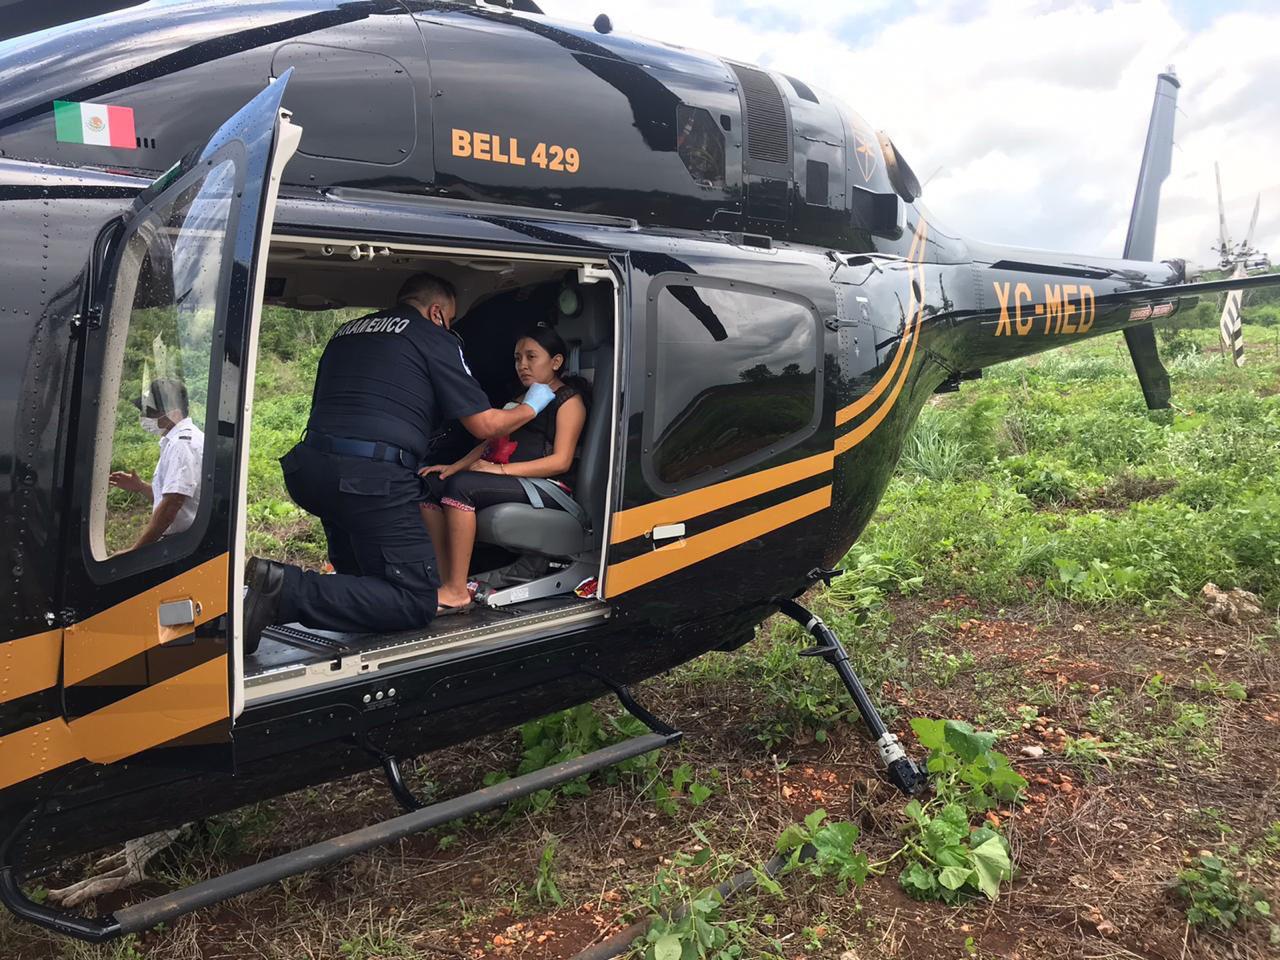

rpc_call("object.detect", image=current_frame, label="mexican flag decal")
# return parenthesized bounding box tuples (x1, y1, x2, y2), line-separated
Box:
(53, 100, 136, 149)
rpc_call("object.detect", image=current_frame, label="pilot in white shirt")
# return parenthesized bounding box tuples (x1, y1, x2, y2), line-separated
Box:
(109, 378, 204, 551)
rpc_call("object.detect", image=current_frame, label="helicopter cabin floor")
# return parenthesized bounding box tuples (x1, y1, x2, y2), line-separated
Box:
(241, 595, 608, 702)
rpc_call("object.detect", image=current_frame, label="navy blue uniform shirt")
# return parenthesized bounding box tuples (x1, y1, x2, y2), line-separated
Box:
(306, 306, 490, 461)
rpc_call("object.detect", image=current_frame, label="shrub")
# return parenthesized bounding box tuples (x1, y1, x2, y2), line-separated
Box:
(1175, 853, 1272, 929)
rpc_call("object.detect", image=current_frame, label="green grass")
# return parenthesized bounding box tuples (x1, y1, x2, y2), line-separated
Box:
(865, 320, 1280, 608)
(104, 307, 346, 563)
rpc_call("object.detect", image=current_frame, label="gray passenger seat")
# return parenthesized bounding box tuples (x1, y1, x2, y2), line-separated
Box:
(473, 289, 612, 565)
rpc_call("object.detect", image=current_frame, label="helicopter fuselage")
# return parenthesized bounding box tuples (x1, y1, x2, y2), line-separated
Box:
(0, 0, 1188, 888)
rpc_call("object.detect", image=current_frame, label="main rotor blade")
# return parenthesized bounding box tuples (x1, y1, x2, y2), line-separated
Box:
(1215, 161, 1231, 251)
(1244, 194, 1261, 250)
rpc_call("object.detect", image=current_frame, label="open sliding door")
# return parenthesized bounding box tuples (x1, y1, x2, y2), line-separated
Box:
(53, 75, 300, 775)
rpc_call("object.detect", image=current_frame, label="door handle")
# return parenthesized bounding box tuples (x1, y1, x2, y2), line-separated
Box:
(650, 523, 686, 546)
(158, 598, 203, 647)
(158, 599, 199, 627)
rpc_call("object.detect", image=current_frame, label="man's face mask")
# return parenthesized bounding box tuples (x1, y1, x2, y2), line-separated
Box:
(139, 414, 164, 437)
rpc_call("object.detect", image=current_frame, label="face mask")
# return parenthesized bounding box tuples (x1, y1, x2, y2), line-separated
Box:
(139, 416, 163, 437)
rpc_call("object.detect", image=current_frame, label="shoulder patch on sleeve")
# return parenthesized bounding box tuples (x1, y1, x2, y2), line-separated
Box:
(458, 346, 473, 376)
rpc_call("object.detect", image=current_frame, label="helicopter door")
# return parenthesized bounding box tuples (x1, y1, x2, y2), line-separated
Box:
(56, 76, 300, 773)
(603, 271, 826, 612)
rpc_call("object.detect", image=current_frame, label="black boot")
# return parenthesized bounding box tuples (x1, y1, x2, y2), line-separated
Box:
(244, 557, 286, 656)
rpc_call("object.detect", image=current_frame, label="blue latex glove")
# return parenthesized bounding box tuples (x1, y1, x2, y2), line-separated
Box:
(523, 382, 556, 414)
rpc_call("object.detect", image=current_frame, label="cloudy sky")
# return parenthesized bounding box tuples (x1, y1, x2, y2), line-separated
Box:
(546, 0, 1278, 268)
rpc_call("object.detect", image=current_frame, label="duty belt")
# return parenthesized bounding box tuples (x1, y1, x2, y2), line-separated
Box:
(303, 431, 417, 468)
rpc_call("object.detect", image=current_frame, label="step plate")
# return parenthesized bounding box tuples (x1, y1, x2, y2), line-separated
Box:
(244, 599, 609, 702)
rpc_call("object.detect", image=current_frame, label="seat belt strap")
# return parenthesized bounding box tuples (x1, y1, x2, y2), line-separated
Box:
(516, 478, 590, 529)
(516, 477, 545, 509)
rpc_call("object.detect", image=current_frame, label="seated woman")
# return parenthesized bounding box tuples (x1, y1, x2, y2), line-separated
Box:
(420, 325, 590, 613)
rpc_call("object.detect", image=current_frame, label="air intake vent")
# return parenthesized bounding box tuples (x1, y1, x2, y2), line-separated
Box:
(729, 63, 790, 166)
(784, 74, 819, 103)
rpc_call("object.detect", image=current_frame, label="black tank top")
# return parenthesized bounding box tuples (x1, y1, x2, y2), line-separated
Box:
(508, 385, 586, 487)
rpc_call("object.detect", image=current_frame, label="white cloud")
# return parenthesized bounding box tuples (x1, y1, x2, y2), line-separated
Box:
(543, 0, 1278, 268)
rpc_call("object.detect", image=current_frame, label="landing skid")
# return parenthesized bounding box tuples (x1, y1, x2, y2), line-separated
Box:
(0, 681, 682, 942)
(365, 670, 679, 814)
(779, 598, 927, 796)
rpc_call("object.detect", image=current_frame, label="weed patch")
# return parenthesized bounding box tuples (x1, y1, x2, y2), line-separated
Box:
(1175, 853, 1272, 931)
(896, 719, 1024, 903)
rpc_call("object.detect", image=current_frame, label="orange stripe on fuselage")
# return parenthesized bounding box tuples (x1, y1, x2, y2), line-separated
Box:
(63, 553, 228, 687)
(71, 653, 229, 764)
(835, 223, 929, 455)
(834, 220, 928, 427)
(605, 487, 831, 596)
(0, 718, 78, 792)
(0, 629, 61, 705)
(609, 451, 834, 545)
(0, 654, 230, 791)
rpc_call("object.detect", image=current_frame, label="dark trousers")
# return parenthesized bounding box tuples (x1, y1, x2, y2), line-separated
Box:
(277, 443, 438, 633)
(423, 471, 569, 512)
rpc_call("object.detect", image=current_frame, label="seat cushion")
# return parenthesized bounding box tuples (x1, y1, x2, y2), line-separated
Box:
(476, 503, 589, 557)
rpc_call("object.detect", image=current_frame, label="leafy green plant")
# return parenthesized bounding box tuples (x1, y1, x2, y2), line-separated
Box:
(652, 763, 717, 815)
(896, 719, 1024, 904)
(110, 934, 146, 960)
(898, 800, 1013, 903)
(533, 837, 564, 906)
(910, 718, 1026, 813)
(743, 636, 857, 749)
(1175, 853, 1272, 929)
(920, 645, 976, 689)
(1061, 734, 1119, 768)
(773, 808, 868, 894)
(1156, 321, 1201, 360)
(638, 891, 755, 960)
(1003, 455, 1087, 506)
(484, 704, 663, 813)
(827, 545, 924, 610)
(1051, 557, 1143, 602)
(1192, 665, 1248, 701)
(1254, 821, 1280, 863)
(633, 846, 783, 960)
(338, 929, 414, 960)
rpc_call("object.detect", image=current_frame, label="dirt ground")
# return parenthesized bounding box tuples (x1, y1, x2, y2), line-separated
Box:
(3, 596, 1277, 960)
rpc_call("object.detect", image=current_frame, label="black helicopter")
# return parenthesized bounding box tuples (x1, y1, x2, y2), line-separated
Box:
(2, 0, 1277, 942)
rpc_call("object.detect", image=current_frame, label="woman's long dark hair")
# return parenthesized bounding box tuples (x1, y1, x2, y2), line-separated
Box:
(519, 324, 592, 407)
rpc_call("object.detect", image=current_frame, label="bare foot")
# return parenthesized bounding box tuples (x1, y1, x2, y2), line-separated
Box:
(436, 586, 472, 609)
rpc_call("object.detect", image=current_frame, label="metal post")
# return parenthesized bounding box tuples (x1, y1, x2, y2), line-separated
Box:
(779, 599, 926, 796)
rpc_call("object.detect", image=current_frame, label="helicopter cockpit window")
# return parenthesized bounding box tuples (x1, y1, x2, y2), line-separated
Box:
(89, 158, 238, 562)
(646, 281, 820, 490)
(677, 105, 726, 188)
